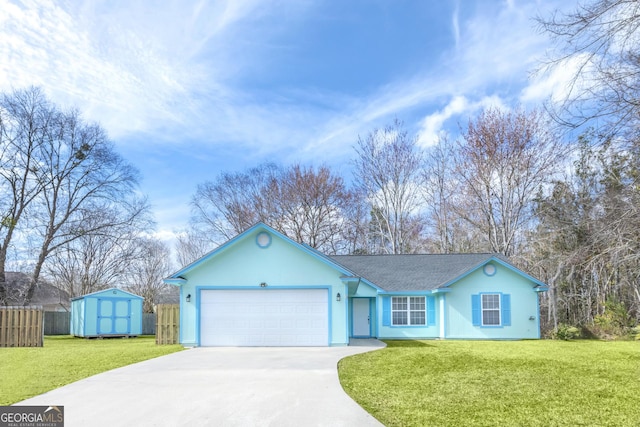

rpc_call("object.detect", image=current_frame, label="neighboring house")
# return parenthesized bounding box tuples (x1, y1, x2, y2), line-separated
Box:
(155, 286, 180, 305)
(164, 223, 547, 347)
(3, 272, 70, 312)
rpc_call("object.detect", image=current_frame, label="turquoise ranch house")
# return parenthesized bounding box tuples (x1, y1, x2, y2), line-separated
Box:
(164, 223, 548, 347)
(70, 288, 144, 338)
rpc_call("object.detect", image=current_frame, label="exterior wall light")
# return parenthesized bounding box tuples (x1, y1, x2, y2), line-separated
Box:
(260, 282, 267, 287)
(336, 292, 341, 302)
(186, 294, 191, 302)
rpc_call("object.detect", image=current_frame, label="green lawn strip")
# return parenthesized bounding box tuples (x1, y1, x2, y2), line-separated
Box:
(0, 335, 183, 405)
(338, 340, 640, 427)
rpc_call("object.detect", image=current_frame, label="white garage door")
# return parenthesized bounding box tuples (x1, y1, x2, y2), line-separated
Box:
(200, 289, 329, 347)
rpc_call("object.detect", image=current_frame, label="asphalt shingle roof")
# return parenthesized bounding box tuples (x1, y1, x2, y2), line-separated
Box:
(330, 253, 505, 291)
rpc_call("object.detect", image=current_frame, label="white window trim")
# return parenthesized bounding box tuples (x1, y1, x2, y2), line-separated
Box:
(391, 296, 426, 326)
(481, 293, 501, 326)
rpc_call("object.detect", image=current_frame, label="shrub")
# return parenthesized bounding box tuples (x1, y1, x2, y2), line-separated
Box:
(553, 323, 581, 340)
(631, 325, 640, 341)
(590, 299, 634, 339)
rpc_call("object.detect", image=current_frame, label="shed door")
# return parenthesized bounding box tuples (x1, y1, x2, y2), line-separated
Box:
(200, 289, 328, 347)
(97, 298, 131, 335)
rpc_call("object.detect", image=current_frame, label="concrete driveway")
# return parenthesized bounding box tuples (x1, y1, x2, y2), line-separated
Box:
(18, 340, 385, 427)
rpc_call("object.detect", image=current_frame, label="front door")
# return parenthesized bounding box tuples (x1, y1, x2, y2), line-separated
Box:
(352, 298, 371, 337)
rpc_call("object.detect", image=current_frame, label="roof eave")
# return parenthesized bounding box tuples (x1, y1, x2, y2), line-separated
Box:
(439, 255, 547, 289)
(378, 288, 448, 295)
(431, 288, 452, 294)
(163, 277, 187, 286)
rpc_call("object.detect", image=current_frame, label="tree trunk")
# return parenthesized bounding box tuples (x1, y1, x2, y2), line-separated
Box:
(24, 234, 53, 306)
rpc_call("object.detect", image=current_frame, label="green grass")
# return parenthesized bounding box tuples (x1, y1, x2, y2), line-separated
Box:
(0, 335, 183, 405)
(339, 340, 640, 427)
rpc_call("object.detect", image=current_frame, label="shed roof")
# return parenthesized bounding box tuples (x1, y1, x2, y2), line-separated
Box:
(331, 253, 518, 291)
(71, 287, 144, 301)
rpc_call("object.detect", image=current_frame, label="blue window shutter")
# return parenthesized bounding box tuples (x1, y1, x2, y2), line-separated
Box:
(472, 294, 481, 326)
(502, 294, 511, 326)
(427, 296, 436, 326)
(382, 297, 391, 326)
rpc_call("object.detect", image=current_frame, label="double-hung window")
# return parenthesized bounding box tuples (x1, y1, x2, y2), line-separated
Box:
(481, 294, 500, 326)
(391, 296, 426, 326)
(472, 293, 511, 327)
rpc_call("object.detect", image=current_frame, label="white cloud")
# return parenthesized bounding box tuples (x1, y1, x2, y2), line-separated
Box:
(416, 95, 508, 147)
(452, 2, 460, 49)
(300, 0, 565, 157)
(521, 54, 590, 104)
(0, 0, 278, 141)
(0, 0, 188, 136)
(417, 96, 469, 147)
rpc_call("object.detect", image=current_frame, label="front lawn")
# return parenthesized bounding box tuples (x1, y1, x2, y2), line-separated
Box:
(339, 340, 640, 427)
(0, 335, 183, 405)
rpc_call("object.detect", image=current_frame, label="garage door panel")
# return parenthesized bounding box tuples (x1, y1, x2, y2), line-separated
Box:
(200, 289, 329, 347)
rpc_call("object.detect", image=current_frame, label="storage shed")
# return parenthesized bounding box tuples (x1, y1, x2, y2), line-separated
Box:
(70, 288, 143, 337)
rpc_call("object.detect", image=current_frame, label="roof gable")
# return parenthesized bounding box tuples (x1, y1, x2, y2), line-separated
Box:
(165, 223, 355, 283)
(71, 288, 143, 301)
(439, 256, 547, 289)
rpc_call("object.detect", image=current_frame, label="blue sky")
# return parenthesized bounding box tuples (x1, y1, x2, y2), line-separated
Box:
(0, 0, 578, 241)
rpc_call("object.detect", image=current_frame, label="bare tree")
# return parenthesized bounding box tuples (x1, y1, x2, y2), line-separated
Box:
(191, 163, 281, 246)
(0, 88, 152, 305)
(174, 228, 214, 267)
(353, 119, 425, 254)
(455, 107, 565, 257)
(0, 88, 54, 304)
(537, 0, 640, 140)
(125, 237, 173, 313)
(276, 164, 353, 253)
(47, 235, 124, 298)
(45, 200, 153, 298)
(422, 135, 482, 253)
(335, 186, 370, 255)
(189, 162, 357, 255)
(24, 109, 143, 304)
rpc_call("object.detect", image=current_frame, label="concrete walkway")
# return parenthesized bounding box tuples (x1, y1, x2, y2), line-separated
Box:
(18, 341, 386, 427)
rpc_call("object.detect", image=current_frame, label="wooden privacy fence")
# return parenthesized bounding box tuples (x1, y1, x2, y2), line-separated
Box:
(156, 304, 179, 345)
(0, 307, 43, 347)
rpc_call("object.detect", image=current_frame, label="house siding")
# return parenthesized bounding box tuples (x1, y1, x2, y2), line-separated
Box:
(376, 295, 440, 339)
(70, 298, 84, 336)
(178, 228, 348, 346)
(445, 264, 540, 339)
